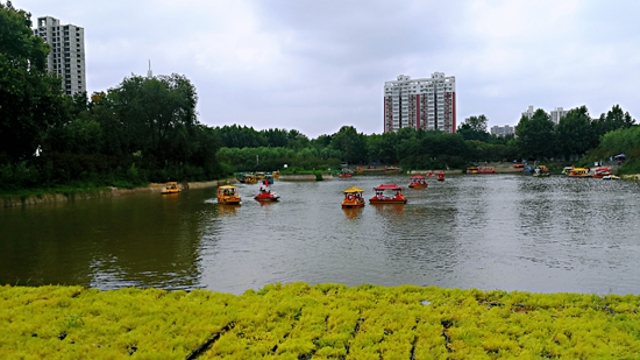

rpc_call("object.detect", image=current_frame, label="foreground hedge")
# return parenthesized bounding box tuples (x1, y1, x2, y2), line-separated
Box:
(2, 283, 640, 359)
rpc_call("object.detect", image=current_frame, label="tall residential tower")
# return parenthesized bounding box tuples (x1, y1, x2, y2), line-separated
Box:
(34, 16, 86, 95)
(383, 72, 456, 133)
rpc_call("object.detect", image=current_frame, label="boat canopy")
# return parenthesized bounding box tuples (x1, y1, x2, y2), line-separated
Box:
(374, 184, 403, 191)
(343, 186, 364, 193)
(219, 185, 237, 190)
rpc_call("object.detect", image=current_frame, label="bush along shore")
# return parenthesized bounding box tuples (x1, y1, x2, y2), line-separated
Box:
(2, 283, 640, 359)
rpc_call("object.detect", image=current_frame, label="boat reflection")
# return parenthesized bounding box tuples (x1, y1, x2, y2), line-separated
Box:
(371, 203, 405, 214)
(217, 204, 239, 216)
(342, 208, 362, 219)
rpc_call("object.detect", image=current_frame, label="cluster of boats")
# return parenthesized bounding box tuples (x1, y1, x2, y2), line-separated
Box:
(341, 184, 406, 208)
(341, 174, 443, 208)
(562, 166, 619, 179)
(218, 181, 280, 205)
(406, 171, 445, 189)
(466, 166, 495, 174)
(213, 173, 444, 207)
(236, 171, 279, 185)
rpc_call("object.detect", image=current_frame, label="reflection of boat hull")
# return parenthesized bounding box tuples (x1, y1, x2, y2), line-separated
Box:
(369, 199, 407, 204)
(342, 202, 364, 209)
(342, 208, 360, 218)
(219, 198, 241, 205)
(408, 184, 427, 189)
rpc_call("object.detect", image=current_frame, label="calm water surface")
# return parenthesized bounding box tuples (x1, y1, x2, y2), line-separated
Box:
(2, 175, 640, 295)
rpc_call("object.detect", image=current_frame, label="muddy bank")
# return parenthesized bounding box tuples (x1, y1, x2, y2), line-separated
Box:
(1, 178, 236, 208)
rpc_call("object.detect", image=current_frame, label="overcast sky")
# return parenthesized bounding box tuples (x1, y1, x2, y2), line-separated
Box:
(14, 0, 640, 138)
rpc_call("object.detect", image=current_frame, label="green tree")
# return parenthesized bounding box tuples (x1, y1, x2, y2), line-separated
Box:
(367, 132, 398, 164)
(330, 126, 368, 164)
(593, 104, 635, 138)
(515, 109, 555, 160)
(100, 74, 199, 169)
(554, 106, 596, 160)
(457, 115, 490, 142)
(0, 2, 67, 161)
(216, 125, 266, 148)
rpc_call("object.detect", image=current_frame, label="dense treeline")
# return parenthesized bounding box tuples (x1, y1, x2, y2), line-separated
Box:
(214, 104, 637, 173)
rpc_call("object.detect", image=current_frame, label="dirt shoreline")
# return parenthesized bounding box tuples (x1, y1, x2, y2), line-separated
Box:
(1, 178, 236, 208)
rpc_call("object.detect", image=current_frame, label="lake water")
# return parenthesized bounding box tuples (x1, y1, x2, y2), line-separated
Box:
(2, 175, 640, 295)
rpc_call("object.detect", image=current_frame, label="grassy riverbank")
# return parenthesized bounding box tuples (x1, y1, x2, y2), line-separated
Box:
(2, 283, 640, 359)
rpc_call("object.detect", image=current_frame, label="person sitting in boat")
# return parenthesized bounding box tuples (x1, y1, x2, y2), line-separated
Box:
(376, 191, 383, 199)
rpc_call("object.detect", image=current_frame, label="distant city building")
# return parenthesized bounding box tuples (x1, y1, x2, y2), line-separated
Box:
(383, 72, 456, 133)
(550, 107, 569, 124)
(490, 125, 514, 137)
(522, 105, 570, 124)
(33, 16, 86, 95)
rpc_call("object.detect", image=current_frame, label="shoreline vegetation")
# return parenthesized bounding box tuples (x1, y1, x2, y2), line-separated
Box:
(3, 282, 640, 358)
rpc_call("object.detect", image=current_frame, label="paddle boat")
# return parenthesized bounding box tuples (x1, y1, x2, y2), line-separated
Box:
(437, 171, 445, 181)
(254, 183, 279, 202)
(161, 182, 180, 195)
(263, 174, 275, 184)
(369, 184, 407, 205)
(218, 185, 241, 205)
(342, 187, 365, 208)
(602, 174, 620, 180)
(426, 170, 435, 177)
(533, 165, 550, 177)
(383, 166, 402, 174)
(561, 166, 574, 176)
(338, 170, 352, 178)
(592, 167, 612, 178)
(467, 166, 495, 174)
(567, 168, 590, 178)
(408, 175, 428, 189)
(243, 174, 257, 184)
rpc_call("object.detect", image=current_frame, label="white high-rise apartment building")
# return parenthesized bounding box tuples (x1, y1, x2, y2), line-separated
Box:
(34, 16, 86, 95)
(490, 125, 514, 137)
(383, 72, 456, 133)
(522, 105, 570, 124)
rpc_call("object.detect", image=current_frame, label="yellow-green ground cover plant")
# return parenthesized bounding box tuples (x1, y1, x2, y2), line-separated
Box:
(2, 283, 640, 359)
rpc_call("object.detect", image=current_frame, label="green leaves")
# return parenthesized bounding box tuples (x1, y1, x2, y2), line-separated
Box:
(0, 3, 66, 161)
(5, 283, 640, 358)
